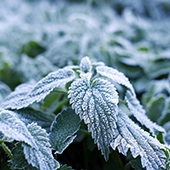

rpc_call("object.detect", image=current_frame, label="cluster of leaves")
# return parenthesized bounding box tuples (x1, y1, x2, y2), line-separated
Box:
(0, 0, 170, 169)
(0, 57, 169, 170)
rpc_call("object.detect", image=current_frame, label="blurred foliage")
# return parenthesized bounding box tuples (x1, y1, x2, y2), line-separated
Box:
(0, 0, 170, 169)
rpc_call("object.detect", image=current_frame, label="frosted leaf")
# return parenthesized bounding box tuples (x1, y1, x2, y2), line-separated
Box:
(0, 109, 36, 147)
(96, 66, 135, 95)
(125, 90, 164, 135)
(23, 123, 60, 170)
(49, 108, 80, 154)
(80, 56, 92, 73)
(0, 68, 75, 109)
(0, 84, 33, 109)
(11, 143, 38, 170)
(68, 77, 119, 160)
(111, 110, 166, 170)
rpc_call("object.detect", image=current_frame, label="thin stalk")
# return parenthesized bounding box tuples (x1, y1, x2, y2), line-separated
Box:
(0, 139, 13, 159)
(79, 129, 91, 136)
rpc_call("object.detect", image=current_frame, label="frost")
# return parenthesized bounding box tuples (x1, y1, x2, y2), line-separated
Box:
(125, 90, 164, 135)
(96, 65, 135, 95)
(0, 68, 75, 109)
(111, 110, 166, 170)
(68, 76, 118, 160)
(49, 108, 80, 154)
(0, 109, 36, 147)
(23, 123, 60, 170)
(0, 110, 59, 170)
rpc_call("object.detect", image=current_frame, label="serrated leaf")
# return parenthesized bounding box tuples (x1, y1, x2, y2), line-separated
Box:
(111, 110, 166, 170)
(125, 90, 164, 135)
(0, 68, 75, 109)
(0, 84, 34, 109)
(23, 123, 60, 170)
(96, 65, 135, 95)
(0, 109, 36, 147)
(12, 143, 38, 170)
(68, 77, 119, 160)
(49, 108, 80, 154)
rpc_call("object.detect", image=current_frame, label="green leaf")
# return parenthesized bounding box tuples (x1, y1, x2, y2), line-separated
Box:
(68, 77, 119, 160)
(58, 164, 74, 170)
(23, 123, 60, 170)
(0, 68, 75, 109)
(49, 108, 80, 154)
(125, 90, 164, 135)
(96, 65, 135, 95)
(11, 143, 38, 170)
(0, 110, 60, 170)
(111, 110, 166, 170)
(14, 108, 55, 132)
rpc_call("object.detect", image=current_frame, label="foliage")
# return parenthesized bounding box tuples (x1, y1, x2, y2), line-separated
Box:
(0, 0, 170, 169)
(0, 56, 169, 170)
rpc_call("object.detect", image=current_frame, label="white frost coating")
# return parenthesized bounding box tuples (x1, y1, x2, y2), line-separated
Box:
(0, 109, 36, 147)
(96, 66, 135, 95)
(125, 90, 164, 135)
(68, 76, 119, 160)
(23, 123, 60, 170)
(0, 68, 75, 109)
(111, 111, 166, 170)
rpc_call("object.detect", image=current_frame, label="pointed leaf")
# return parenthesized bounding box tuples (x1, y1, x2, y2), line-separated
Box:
(125, 90, 164, 135)
(0, 68, 75, 109)
(96, 65, 135, 95)
(68, 77, 119, 160)
(111, 110, 166, 170)
(80, 56, 92, 73)
(49, 108, 80, 154)
(0, 109, 36, 147)
(23, 123, 60, 170)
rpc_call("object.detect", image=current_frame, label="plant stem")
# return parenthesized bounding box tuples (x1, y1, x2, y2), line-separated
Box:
(0, 139, 13, 159)
(79, 129, 91, 136)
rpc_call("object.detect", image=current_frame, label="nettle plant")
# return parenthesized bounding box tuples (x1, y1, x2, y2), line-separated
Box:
(0, 57, 169, 170)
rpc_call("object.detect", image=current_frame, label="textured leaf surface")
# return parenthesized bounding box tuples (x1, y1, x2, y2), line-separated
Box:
(125, 90, 164, 135)
(49, 108, 80, 154)
(12, 143, 38, 170)
(0, 109, 36, 147)
(0, 68, 75, 109)
(96, 65, 135, 95)
(23, 123, 60, 170)
(68, 77, 119, 160)
(0, 84, 33, 109)
(15, 108, 55, 132)
(111, 111, 166, 170)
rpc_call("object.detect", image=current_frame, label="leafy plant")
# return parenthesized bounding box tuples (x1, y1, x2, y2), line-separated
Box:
(0, 57, 169, 170)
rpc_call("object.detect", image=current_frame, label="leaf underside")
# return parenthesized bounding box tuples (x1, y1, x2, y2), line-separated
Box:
(68, 77, 119, 160)
(111, 110, 166, 170)
(0, 68, 75, 109)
